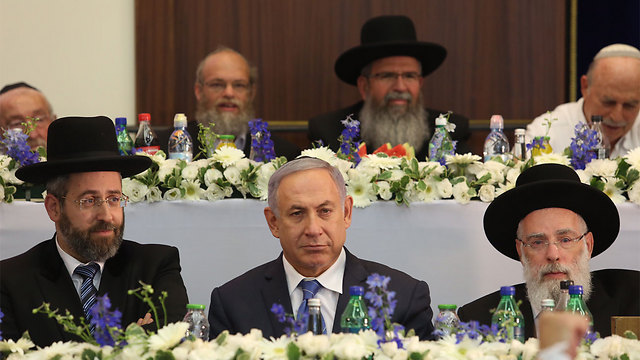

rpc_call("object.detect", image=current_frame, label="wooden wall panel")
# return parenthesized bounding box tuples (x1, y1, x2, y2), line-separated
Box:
(136, 0, 567, 153)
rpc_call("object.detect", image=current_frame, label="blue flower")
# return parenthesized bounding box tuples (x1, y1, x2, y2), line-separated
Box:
(270, 303, 286, 323)
(337, 114, 361, 165)
(1, 129, 40, 167)
(89, 294, 122, 347)
(248, 119, 276, 162)
(0, 307, 4, 340)
(569, 123, 598, 169)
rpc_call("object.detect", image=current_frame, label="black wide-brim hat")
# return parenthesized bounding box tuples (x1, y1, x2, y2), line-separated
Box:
(335, 15, 447, 86)
(16, 116, 152, 184)
(483, 163, 619, 261)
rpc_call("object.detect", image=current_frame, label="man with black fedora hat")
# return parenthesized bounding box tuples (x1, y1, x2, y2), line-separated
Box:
(0, 116, 188, 346)
(458, 163, 639, 338)
(308, 15, 470, 160)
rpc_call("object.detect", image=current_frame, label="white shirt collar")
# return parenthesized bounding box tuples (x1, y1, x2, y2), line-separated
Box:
(55, 234, 105, 295)
(282, 248, 345, 296)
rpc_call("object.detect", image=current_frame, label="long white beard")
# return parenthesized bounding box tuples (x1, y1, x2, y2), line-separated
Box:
(522, 244, 592, 314)
(359, 92, 429, 152)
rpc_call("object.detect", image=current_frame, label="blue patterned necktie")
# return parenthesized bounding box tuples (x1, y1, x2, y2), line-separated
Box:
(296, 279, 327, 334)
(74, 263, 100, 333)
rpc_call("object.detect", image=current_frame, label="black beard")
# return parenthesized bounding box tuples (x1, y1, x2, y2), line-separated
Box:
(359, 92, 429, 153)
(58, 211, 124, 263)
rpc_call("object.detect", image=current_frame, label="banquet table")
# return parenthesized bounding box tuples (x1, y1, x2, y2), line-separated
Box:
(1, 199, 639, 315)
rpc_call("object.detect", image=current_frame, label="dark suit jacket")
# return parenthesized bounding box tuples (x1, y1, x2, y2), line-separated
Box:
(308, 101, 471, 160)
(208, 248, 434, 340)
(457, 269, 640, 338)
(158, 120, 300, 161)
(0, 237, 189, 347)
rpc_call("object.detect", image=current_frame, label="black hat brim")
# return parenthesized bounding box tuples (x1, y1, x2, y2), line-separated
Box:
(335, 41, 447, 85)
(15, 155, 152, 184)
(483, 179, 619, 261)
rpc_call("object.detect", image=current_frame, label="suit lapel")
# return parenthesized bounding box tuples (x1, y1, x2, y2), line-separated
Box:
(98, 243, 131, 320)
(515, 284, 536, 338)
(261, 255, 292, 337)
(35, 237, 84, 342)
(334, 249, 369, 333)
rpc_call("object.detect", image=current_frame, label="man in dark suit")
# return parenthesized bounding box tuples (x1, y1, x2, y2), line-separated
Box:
(458, 164, 640, 338)
(159, 46, 299, 160)
(209, 157, 434, 339)
(0, 116, 189, 347)
(308, 16, 470, 160)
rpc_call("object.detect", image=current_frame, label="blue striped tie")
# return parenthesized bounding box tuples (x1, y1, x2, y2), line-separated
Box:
(296, 279, 327, 334)
(74, 263, 100, 333)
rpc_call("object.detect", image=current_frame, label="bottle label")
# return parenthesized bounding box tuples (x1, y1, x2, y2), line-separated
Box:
(169, 152, 193, 162)
(135, 146, 160, 155)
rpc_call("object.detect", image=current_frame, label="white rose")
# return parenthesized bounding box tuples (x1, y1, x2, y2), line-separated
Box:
(181, 163, 200, 181)
(235, 158, 251, 171)
(506, 167, 521, 184)
(224, 166, 242, 185)
(146, 186, 163, 202)
(376, 181, 392, 200)
(122, 178, 149, 203)
(204, 184, 226, 201)
(436, 178, 453, 198)
(157, 159, 179, 182)
(478, 184, 496, 202)
(452, 181, 472, 204)
(388, 169, 405, 181)
(163, 188, 182, 201)
(627, 183, 640, 204)
(204, 168, 223, 187)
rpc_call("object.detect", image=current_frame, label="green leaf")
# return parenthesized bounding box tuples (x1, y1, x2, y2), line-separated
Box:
(286, 341, 301, 360)
(590, 177, 605, 191)
(215, 330, 228, 345)
(81, 349, 101, 360)
(623, 330, 638, 340)
(627, 169, 639, 185)
(154, 350, 176, 360)
(475, 173, 492, 184)
(417, 180, 426, 191)
(235, 349, 251, 360)
(377, 171, 392, 181)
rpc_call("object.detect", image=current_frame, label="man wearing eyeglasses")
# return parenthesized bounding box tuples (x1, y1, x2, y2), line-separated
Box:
(308, 15, 470, 159)
(458, 163, 639, 338)
(0, 116, 188, 346)
(158, 46, 299, 159)
(0, 82, 55, 150)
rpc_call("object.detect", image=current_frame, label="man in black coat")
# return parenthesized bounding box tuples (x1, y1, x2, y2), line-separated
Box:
(159, 46, 299, 161)
(0, 116, 188, 347)
(308, 16, 470, 160)
(458, 164, 640, 338)
(209, 157, 434, 340)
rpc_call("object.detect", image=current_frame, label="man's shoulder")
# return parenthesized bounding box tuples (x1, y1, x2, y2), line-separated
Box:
(113, 240, 180, 262)
(458, 283, 527, 321)
(309, 102, 364, 125)
(214, 257, 281, 293)
(592, 268, 640, 293)
(0, 239, 55, 270)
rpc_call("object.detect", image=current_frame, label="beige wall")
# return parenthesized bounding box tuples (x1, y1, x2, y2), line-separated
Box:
(0, 0, 135, 123)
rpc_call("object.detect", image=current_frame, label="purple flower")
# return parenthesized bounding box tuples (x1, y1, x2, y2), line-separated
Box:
(569, 123, 598, 169)
(1, 129, 40, 167)
(90, 294, 122, 347)
(270, 302, 307, 336)
(270, 303, 286, 323)
(337, 114, 361, 165)
(0, 307, 4, 340)
(248, 119, 276, 162)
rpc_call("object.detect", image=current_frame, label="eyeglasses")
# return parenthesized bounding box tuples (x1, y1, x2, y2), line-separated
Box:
(203, 81, 251, 94)
(518, 232, 588, 251)
(62, 195, 129, 210)
(368, 72, 422, 84)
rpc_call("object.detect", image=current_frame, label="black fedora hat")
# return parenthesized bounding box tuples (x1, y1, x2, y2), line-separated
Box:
(334, 15, 447, 85)
(483, 163, 619, 261)
(16, 116, 152, 184)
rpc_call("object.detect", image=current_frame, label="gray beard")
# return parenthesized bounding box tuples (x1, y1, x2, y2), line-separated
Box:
(522, 244, 592, 314)
(58, 210, 124, 263)
(195, 101, 254, 138)
(358, 92, 429, 152)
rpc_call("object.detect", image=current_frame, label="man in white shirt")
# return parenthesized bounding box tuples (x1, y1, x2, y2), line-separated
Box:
(526, 44, 640, 158)
(208, 157, 434, 339)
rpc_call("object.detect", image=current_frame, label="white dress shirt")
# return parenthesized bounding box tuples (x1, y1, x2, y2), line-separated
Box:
(283, 248, 346, 332)
(55, 236, 105, 297)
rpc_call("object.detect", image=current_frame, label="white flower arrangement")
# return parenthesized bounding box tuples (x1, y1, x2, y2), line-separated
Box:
(2, 146, 640, 206)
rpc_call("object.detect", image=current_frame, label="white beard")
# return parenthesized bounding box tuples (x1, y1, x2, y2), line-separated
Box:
(195, 99, 254, 138)
(522, 244, 592, 314)
(359, 92, 429, 152)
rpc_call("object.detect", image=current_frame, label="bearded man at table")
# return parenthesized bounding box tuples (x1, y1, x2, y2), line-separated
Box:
(208, 157, 435, 339)
(308, 15, 470, 159)
(0, 116, 188, 347)
(458, 164, 640, 338)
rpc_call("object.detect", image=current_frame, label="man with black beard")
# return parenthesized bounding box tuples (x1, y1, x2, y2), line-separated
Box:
(159, 47, 299, 160)
(308, 15, 470, 160)
(0, 116, 188, 347)
(458, 164, 639, 338)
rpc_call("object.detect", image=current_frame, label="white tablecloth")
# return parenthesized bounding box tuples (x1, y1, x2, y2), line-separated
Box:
(1, 200, 638, 314)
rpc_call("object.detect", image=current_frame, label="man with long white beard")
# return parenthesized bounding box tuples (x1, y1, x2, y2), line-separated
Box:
(160, 47, 299, 160)
(308, 15, 470, 160)
(458, 163, 639, 338)
(0, 116, 188, 347)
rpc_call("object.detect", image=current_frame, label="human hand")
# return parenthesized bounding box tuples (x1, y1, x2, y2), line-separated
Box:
(136, 312, 154, 326)
(538, 312, 589, 359)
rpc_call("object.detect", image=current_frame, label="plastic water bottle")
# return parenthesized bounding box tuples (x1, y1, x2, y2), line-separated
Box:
(540, 299, 555, 313)
(590, 115, 610, 159)
(168, 113, 193, 161)
(428, 116, 454, 164)
(491, 286, 525, 342)
(566, 285, 594, 333)
(134, 113, 160, 155)
(340, 286, 370, 333)
(554, 280, 573, 311)
(512, 128, 527, 161)
(307, 298, 324, 335)
(434, 304, 460, 338)
(183, 304, 210, 340)
(483, 115, 510, 162)
(115, 117, 134, 155)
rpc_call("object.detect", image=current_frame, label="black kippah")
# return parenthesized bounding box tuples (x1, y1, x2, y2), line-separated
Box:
(0, 82, 39, 95)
